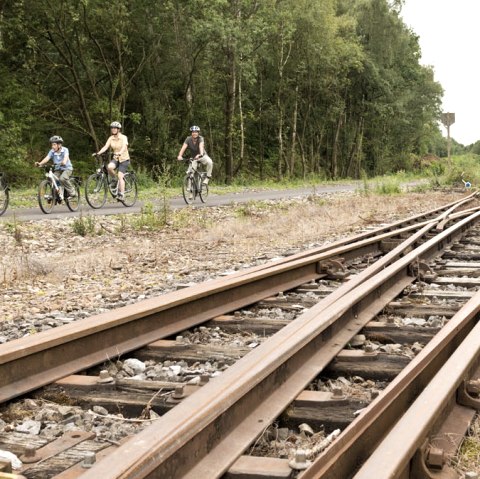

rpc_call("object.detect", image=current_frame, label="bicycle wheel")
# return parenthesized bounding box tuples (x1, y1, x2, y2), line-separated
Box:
(182, 175, 194, 205)
(199, 180, 209, 203)
(38, 180, 55, 214)
(66, 179, 81, 212)
(85, 173, 107, 208)
(0, 183, 8, 216)
(120, 173, 138, 207)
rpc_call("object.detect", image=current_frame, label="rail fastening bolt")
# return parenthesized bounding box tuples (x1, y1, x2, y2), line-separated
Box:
(288, 449, 310, 470)
(426, 446, 444, 470)
(172, 385, 186, 399)
(24, 446, 35, 458)
(97, 370, 114, 384)
(82, 451, 96, 468)
(332, 387, 344, 399)
(370, 389, 380, 400)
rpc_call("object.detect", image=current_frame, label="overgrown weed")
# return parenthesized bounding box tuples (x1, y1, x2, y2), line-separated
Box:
(4, 214, 23, 245)
(72, 214, 97, 236)
(131, 202, 168, 231)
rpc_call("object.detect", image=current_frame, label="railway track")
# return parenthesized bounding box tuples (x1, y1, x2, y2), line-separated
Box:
(1, 194, 480, 478)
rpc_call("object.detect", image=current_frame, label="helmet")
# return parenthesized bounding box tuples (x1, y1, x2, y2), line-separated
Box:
(110, 121, 122, 129)
(190, 125, 200, 132)
(49, 135, 63, 144)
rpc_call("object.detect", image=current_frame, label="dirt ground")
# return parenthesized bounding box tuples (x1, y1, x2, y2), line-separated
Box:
(0, 190, 466, 321)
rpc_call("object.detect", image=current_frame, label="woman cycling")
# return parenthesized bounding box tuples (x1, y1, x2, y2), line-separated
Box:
(93, 121, 130, 201)
(177, 125, 213, 183)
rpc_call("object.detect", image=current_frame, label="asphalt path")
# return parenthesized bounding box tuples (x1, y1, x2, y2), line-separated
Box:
(0, 183, 361, 222)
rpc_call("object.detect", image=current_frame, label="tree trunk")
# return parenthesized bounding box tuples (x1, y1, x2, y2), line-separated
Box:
(224, 45, 236, 184)
(331, 112, 343, 179)
(234, 61, 245, 176)
(289, 83, 299, 176)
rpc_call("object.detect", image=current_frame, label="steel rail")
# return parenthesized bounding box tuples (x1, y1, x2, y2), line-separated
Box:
(1, 202, 466, 404)
(77, 211, 480, 478)
(434, 194, 478, 230)
(351, 296, 480, 479)
(303, 289, 480, 479)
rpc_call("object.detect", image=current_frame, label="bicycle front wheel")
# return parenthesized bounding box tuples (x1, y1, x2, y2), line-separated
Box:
(0, 184, 9, 216)
(120, 173, 138, 207)
(38, 180, 55, 214)
(66, 179, 81, 212)
(199, 181, 209, 203)
(182, 175, 194, 205)
(85, 173, 107, 209)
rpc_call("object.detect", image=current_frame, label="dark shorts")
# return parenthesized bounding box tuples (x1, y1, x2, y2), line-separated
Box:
(109, 159, 130, 173)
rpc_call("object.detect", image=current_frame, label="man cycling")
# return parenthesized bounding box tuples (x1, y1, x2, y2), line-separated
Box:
(35, 135, 76, 200)
(93, 121, 130, 201)
(177, 125, 213, 190)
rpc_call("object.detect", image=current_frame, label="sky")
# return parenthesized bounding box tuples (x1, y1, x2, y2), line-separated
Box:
(401, 1, 480, 145)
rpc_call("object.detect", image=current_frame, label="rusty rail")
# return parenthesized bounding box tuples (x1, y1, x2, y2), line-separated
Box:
(3, 200, 474, 404)
(351, 298, 480, 479)
(77, 211, 480, 478)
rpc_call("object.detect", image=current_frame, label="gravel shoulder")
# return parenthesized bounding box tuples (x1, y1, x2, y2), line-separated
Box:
(0, 189, 465, 334)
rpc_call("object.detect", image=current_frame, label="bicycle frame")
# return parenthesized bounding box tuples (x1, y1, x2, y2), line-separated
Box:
(0, 173, 9, 216)
(85, 153, 138, 208)
(181, 158, 208, 204)
(93, 154, 120, 193)
(45, 168, 62, 197)
(37, 165, 80, 214)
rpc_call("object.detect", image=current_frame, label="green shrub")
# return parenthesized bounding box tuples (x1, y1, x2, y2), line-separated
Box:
(373, 179, 401, 195)
(72, 214, 96, 236)
(131, 202, 168, 230)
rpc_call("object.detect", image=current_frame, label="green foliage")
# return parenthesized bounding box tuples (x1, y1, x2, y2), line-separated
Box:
(441, 154, 480, 188)
(373, 179, 402, 195)
(3, 214, 23, 245)
(72, 214, 97, 237)
(357, 170, 370, 196)
(131, 202, 169, 231)
(0, 0, 447, 185)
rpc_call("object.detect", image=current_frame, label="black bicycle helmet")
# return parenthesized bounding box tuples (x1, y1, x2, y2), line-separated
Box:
(49, 135, 63, 144)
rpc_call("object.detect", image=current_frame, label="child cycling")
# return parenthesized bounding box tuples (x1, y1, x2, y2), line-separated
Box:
(35, 135, 76, 200)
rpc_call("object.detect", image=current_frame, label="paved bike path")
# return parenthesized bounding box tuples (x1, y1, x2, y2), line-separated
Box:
(0, 183, 360, 222)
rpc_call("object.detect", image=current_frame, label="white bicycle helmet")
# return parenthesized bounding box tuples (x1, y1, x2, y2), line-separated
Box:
(190, 125, 200, 132)
(110, 121, 122, 129)
(49, 135, 63, 143)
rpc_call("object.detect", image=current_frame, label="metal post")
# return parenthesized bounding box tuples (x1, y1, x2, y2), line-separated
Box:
(440, 113, 455, 167)
(447, 124, 451, 166)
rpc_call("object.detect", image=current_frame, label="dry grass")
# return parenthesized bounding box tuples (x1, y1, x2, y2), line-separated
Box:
(0, 191, 469, 323)
(0, 191, 466, 287)
(452, 414, 480, 475)
(200, 192, 463, 256)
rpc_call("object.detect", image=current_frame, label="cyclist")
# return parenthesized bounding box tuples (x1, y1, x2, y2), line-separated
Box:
(177, 125, 213, 193)
(93, 121, 130, 201)
(35, 135, 76, 200)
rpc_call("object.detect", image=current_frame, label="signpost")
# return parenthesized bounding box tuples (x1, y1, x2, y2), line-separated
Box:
(440, 112, 455, 166)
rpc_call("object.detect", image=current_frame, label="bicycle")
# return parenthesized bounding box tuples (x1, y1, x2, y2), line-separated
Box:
(85, 153, 138, 208)
(0, 173, 10, 216)
(181, 157, 209, 205)
(37, 166, 81, 214)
